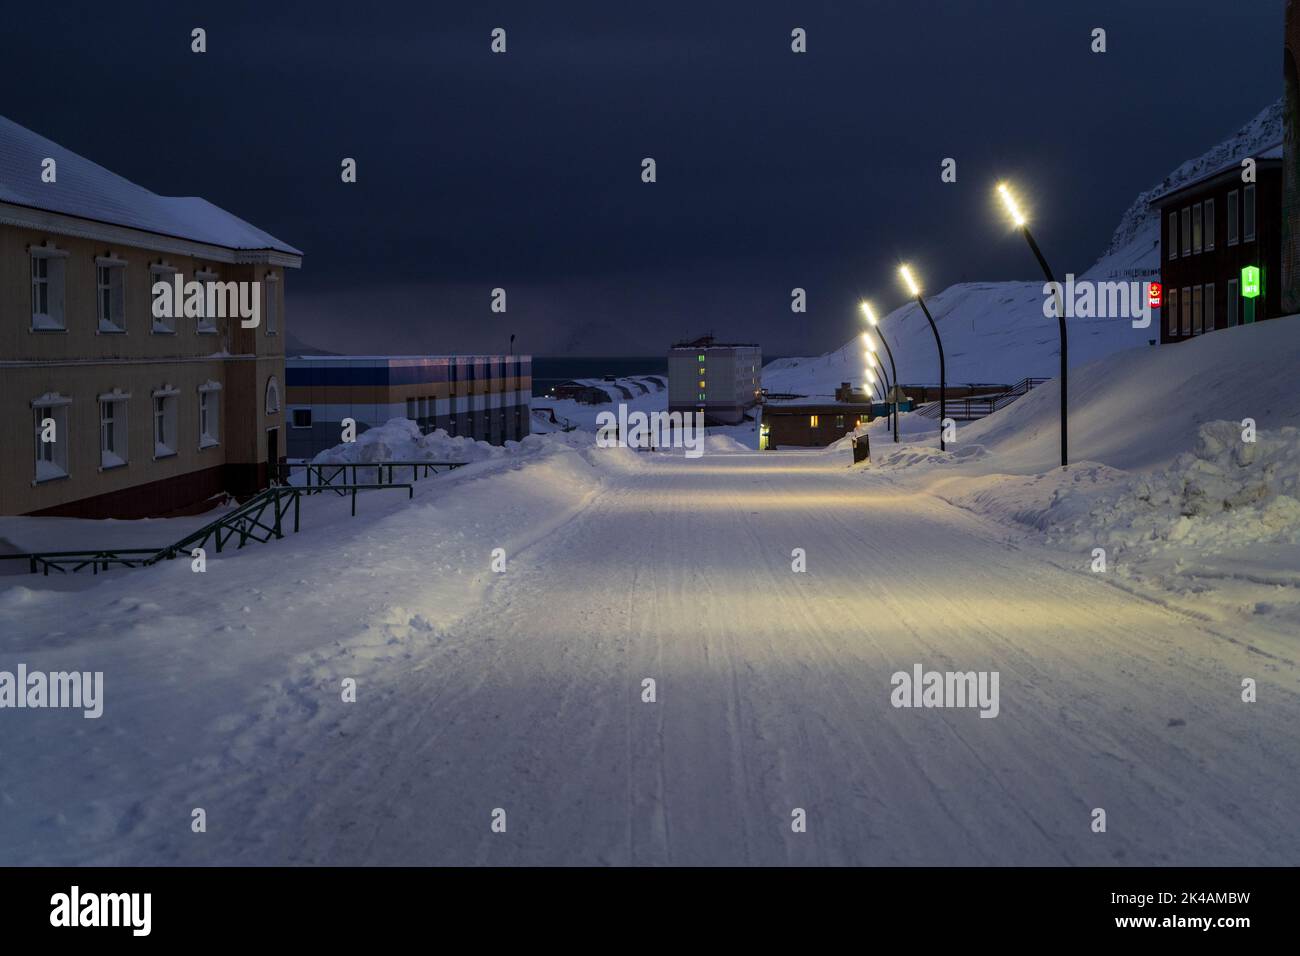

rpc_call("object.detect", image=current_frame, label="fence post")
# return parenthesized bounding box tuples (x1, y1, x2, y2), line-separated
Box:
(273, 488, 283, 539)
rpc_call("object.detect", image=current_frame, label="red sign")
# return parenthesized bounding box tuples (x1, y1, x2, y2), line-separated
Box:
(1147, 281, 1162, 308)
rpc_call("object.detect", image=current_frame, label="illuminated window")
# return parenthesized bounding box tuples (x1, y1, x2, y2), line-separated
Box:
(809, 415, 819, 428)
(697, 354, 705, 362)
(699, 380, 706, 389)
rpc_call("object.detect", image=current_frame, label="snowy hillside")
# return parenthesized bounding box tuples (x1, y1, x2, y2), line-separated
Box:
(765, 99, 1284, 394)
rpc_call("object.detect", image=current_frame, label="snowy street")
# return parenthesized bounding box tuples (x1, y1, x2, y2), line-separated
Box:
(4, 445, 1296, 866)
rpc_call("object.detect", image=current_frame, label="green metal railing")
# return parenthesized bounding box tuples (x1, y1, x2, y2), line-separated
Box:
(276, 460, 468, 491)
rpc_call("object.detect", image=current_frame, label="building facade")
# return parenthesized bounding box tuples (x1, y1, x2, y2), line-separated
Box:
(1154, 147, 1282, 343)
(1, 115, 301, 518)
(667, 336, 761, 425)
(285, 355, 532, 460)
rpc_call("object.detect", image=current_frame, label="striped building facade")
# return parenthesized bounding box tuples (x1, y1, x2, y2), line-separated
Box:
(285, 355, 532, 460)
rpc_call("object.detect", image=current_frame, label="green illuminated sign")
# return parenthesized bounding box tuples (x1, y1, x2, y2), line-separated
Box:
(1242, 265, 1261, 299)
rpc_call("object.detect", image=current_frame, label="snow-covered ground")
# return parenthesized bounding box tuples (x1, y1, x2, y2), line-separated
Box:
(1, 315, 1298, 865)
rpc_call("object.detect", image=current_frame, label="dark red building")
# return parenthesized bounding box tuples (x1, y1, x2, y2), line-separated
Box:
(1152, 145, 1282, 342)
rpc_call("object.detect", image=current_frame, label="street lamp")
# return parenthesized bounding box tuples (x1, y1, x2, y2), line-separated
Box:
(998, 181, 1067, 468)
(860, 302, 900, 443)
(897, 266, 946, 450)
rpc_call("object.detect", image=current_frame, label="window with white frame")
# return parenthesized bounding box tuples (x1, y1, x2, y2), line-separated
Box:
(265, 376, 281, 414)
(150, 264, 178, 332)
(264, 272, 279, 334)
(1192, 285, 1203, 335)
(1166, 288, 1179, 336)
(1181, 286, 1191, 335)
(1227, 278, 1239, 326)
(1180, 207, 1192, 257)
(32, 394, 71, 481)
(95, 256, 127, 333)
(30, 245, 68, 331)
(198, 381, 222, 448)
(194, 268, 219, 333)
(1227, 189, 1239, 245)
(1167, 212, 1178, 259)
(99, 390, 130, 468)
(1204, 198, 1215, 250)
(1244, 184, 1256, 241)
(1192, 203, 1202, 254)
(152, 388, 179, 458)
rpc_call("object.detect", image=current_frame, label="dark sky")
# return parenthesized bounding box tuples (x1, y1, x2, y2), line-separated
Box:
(1, 0, 1283, 356)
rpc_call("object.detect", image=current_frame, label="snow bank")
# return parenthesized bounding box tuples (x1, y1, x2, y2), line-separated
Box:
(310, 418, 595, 469)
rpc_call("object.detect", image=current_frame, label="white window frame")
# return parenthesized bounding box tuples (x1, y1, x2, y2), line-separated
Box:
(1227, 278, 1239, 326)
(198, 381, 222, 449)
(152, 386, 180, 459)
(1180, 207, 1192, 257)
(1243, 184, 1256, 242)
(95, 255, 128, 333)
(265, 376, 281, 414)
(30, 244, 69, 332)
(150, 263, 178, 333)
(1181, 286, 1191, 336)
(98, 389, 131, 469)
(1167, 212, 1178, 260)
(1192, 202, 1202, 254)
(194, 268, 219, 334)
(1227, 189, 1239, 246)
(1167, 287, 1179, 337)
(32, 393, 72, 483)
(1204, 197, 1215, 251)
(264, 272, 279, 335)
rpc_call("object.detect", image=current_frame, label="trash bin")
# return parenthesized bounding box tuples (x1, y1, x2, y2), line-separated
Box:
(852, 434, 870, 464)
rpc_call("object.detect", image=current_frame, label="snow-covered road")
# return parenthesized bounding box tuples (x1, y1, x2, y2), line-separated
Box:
(3, 447, 1298, 865)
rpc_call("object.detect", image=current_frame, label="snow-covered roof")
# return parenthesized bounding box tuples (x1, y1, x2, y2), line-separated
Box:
(1147, 140, 1283, 206)
(0, 113, 301, 259)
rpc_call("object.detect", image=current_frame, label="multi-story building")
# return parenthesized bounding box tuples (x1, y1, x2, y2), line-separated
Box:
(1, 114, 301, 518)
(667, 336, 761, 425)
(1152, 144, 1282, 342)
(285, 355, 532, 460)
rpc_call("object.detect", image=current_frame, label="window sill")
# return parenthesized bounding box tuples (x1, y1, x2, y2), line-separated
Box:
(198, 439, 220, 450)
(151, 326, 178, 335)
(32, 472, 70, 486)
(30, 325, 68, 333)
(196, 327, 218, 335)
(153, 451, 178, 461)
(98, 461, 129, 472)
(98, 325, 126, 335)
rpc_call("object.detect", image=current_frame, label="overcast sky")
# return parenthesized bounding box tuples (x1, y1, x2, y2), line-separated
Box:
(0, 0, 1284, 356)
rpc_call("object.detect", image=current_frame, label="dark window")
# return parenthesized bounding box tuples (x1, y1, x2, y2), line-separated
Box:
(1227, 189, 1239, 245)
(291, 408, 312, 428)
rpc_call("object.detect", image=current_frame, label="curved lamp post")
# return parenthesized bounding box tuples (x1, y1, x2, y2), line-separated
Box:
(998, 182, 1067, 468)
(863, 336, 893, 434)
(860, 302, 900, 443)
(897, 266, 946, 450)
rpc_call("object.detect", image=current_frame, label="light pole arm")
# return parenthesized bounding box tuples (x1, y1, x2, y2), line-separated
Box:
(1022, 224, 1067, 468)
(915, 295, 946, 451)
(875, 328, 900, 443)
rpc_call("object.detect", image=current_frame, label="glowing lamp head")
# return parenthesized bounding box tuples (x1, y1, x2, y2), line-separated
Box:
(864, 335, 877, 353)
(899, 264, 921, 298)
(997, 182, 1027, 227)
(859, 301, 879, 327)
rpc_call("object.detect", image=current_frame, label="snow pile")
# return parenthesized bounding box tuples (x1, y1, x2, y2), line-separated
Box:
(1047, 422, 1300, 556)
(311, 418, 595, 469)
